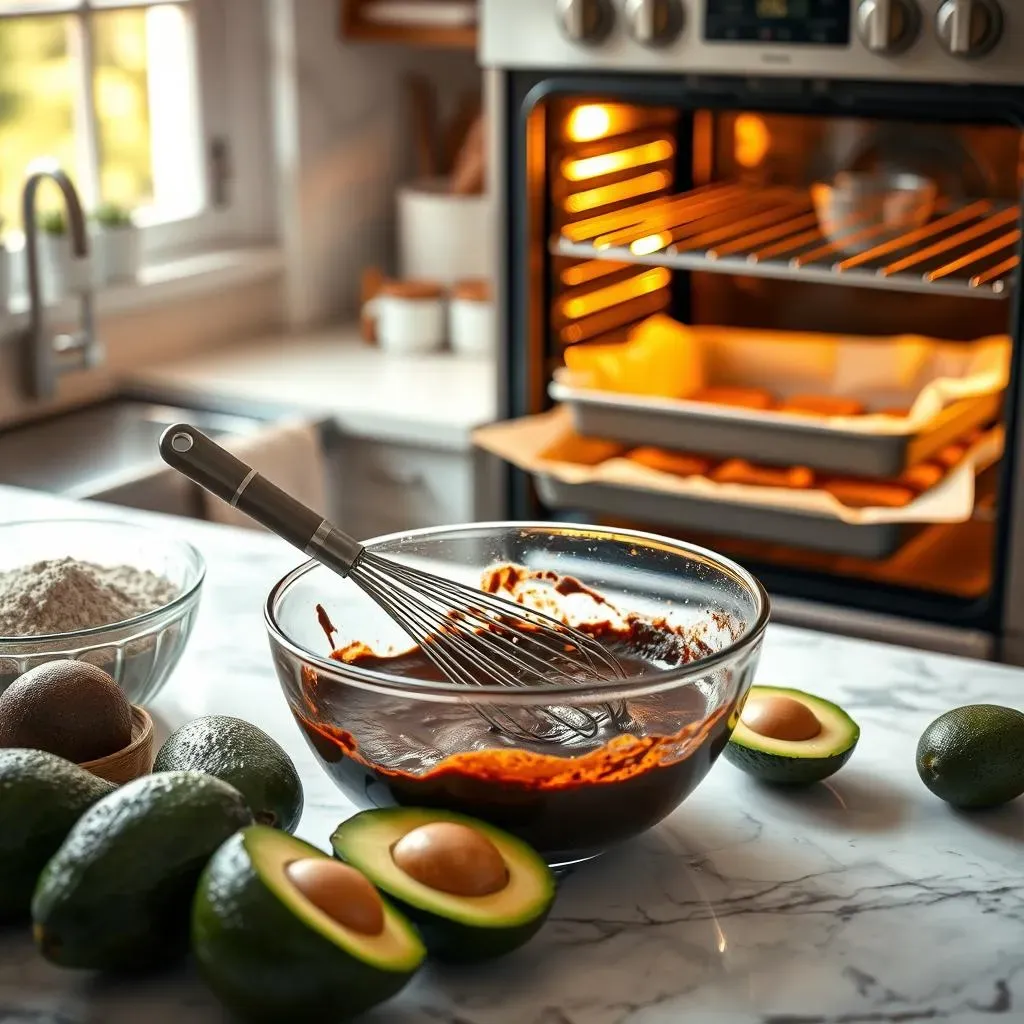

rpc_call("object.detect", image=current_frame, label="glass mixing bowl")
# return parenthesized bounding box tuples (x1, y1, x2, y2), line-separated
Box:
(0, 519, 205, 705)
(266, 522, 769, 867)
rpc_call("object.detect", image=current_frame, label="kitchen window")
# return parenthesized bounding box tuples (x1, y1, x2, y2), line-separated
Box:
(0, 0, 267, 264)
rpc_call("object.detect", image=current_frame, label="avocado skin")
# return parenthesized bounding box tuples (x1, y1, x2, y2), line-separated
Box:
(722, 742, 857, 785)
(193, 830, 419, 1023)
(0, 749, 114, 922)
(916, 704, 1024, 809)
(31, 771, 252, 970)
(385, 895, 553, 963)
(154, 716, 303, 833)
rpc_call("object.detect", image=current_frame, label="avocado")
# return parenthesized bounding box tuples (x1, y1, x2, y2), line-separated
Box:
(0, 661, 133, 762)
(193, 826, 425, 1023)
(154, 715, 303, 832)
(724, 685, 860, 785)
(331, 808, 556, 962)
(0, 749, 114, 922)
(32, 770, 253, 970)
(916, 704, 1024, 809)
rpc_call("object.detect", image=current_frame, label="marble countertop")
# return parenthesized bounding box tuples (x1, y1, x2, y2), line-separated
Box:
(126, 325, 498, 452)
(2, 484, 1022, 1024)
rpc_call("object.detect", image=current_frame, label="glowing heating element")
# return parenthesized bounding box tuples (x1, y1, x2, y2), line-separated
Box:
(561, 267, 671, 319)
(562, 140, 675, 182)
(561, 260, 630, 287)
(564, 170, 673, 214)
(631, 232, 674, 256)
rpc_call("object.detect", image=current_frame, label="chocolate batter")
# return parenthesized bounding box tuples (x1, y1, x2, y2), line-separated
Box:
(294, 566, 742, 864)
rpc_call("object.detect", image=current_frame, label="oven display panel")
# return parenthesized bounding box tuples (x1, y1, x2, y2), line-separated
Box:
(704, 0, 851, 45)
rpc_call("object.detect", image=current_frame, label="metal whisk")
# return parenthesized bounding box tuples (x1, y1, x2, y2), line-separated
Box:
(158, 424, 627, 742)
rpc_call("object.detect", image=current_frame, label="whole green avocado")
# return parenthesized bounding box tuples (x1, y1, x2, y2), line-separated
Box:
(32, 770, 253, 970)
(154, 715, 303, 833)
(917, 704, 1024, 809)
(0, 749, 114, 922)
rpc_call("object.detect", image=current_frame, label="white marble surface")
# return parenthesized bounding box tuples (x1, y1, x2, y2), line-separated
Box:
(1, 484, 1022, 1024)
(127, 324, 497, 452)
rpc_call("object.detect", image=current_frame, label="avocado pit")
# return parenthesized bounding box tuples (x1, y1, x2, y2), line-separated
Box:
(285, 858, 385, 935)
(391, 821, 509, 897)
(741, 694, 822, 742)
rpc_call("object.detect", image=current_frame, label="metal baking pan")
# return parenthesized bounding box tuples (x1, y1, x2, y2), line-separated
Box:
(550, 377, 1001, 479)
(534, 475, 923, 559)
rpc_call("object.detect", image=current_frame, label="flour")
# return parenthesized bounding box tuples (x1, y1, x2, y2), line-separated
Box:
(0, 558, 180, 638)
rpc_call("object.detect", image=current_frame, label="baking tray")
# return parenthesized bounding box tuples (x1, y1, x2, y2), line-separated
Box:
(534, 475, 924, 559)
(549, 377, 1002, 479)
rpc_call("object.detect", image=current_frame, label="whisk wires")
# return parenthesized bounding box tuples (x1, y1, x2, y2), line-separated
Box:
(350, 551, 628, 741)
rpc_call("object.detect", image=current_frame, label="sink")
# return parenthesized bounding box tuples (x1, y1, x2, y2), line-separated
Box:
(0, 398, 270, 512)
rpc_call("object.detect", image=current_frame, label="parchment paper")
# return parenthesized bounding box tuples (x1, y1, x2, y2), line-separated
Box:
(553, 318, 1010, 437)
(473, 408, 1004, 526)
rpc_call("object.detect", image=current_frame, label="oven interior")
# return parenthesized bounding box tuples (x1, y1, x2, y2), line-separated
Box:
(507, 84, 1024, 634)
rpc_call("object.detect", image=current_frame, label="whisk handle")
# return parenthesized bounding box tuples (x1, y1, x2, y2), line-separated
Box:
(158, 423, 364, 573)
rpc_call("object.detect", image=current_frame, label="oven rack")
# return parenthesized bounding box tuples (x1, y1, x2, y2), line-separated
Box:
(552, 183, 1021, 300)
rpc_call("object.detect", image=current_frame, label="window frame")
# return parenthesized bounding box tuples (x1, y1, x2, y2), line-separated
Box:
(0, 0, 275, 264)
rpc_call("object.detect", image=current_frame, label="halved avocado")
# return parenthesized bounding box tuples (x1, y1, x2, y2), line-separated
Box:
(724, 685, 860, 785)
(331, 808, 556, 962)
(193, 826, 425, 1023)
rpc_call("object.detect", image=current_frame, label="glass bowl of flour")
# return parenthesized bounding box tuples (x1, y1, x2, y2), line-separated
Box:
(0, 519, 205, 704)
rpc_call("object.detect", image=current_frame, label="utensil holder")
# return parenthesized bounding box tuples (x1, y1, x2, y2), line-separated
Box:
(398, 177, 492, 286)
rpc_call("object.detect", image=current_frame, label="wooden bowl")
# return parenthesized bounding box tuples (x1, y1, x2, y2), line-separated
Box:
(79, 705, 154, 785)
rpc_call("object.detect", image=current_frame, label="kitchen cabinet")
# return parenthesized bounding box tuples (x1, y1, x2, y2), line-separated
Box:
(325, 432, 502, 540)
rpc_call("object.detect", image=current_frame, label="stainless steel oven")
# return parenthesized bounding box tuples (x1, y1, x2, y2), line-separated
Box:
(479, 0, 1024, 661)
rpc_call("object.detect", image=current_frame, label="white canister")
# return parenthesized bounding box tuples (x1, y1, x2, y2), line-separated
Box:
(97, 224, 141, 284)
(449, 279, 495, 358)
(366, 280, 446, 355)
(398, 178, 493, 286)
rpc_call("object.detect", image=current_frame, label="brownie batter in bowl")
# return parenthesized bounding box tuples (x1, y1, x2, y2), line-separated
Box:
(266, 523, 769, 868)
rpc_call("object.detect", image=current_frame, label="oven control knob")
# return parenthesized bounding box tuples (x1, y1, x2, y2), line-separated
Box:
(855, 0, 921, 54)
(624, 0, 684, 47)
(555, 0, 614, 45)
(935, 0, 1003, 58)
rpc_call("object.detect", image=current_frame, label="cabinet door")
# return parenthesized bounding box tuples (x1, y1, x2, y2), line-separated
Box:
(331, 438, 476, 540)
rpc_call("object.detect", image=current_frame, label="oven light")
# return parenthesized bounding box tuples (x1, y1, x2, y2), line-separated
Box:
(564, 170, 673, 214)
(566, 104, 612, 142)
(734, 113, 770, 169)
(562, 139, 675, 182)
(561, 267, 671, 319)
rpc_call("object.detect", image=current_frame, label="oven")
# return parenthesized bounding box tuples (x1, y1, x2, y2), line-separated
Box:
(478, 0, 1024, 662)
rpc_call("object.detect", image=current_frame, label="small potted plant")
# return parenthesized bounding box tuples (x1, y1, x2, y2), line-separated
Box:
(93, 201, 140, 284)
(37, 209, 74, 303)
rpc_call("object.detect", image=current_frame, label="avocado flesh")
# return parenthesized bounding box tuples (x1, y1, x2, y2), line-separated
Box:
(154, 715, 304, 833)
(31, 771, 253, 970)
(0, 749, 114, 922)
(331, 808, 556, 962)
(724, 686, 860, 785)
(193, 826, 424, 1023)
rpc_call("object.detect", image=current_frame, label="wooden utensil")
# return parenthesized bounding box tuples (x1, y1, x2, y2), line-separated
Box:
(405, 73, 439, 179)
(450, 112, 485, 194)
(443, 90, 482, 173)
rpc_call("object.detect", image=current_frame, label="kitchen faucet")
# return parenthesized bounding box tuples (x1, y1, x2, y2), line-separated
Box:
(21, 166, 100, 399)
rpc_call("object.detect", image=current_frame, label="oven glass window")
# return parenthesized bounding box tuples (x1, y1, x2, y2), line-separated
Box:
(515, 94, 1022, 614)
